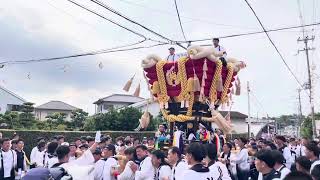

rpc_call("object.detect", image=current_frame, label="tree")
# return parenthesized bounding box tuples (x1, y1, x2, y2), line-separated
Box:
(0, 111, 20, 129)
(301, 113, 320, 138)
(70, 109, 88, 130)
(46, 112, 67, 130)
(19, 102, 36, 129)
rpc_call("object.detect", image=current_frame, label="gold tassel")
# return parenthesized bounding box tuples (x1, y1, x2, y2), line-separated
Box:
(133, 83, 140, 97)
(152, 81, 160, 94)
(187, 78, 194, 92)
(123, 74, 135, 92)
(193, 73, 201, 92)
(217, 76, 223, 92)
(235, 77, 241, 96)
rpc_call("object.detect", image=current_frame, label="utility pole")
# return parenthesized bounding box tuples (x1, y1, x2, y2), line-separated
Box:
(298, 35, 316, 138)
(297, 88, 302, 137)
(247, 81, 251, 138)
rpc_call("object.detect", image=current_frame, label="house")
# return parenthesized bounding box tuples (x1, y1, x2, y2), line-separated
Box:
(128, 99, 160, 117)
(35, 101, 78, 121)
(0, 85, 26, 114)
(93, 94, 145, 114)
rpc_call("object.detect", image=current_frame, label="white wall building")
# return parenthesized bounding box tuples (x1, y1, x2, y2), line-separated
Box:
(0, 86, 26, 114)
(93, 94, 145, 114)
(35, 101, 78, 121)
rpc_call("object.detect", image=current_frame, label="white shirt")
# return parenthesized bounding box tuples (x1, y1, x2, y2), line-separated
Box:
(30, 146, 46, 167)
(276, 165, 291, 180)
(234, 148, 249, 171)
(209, 161, 231, 180)
(166, 53, 187, 62)
(135, 156, 155, 180)
(214, 45, 227, 58)
(1, 150, 17, 178)
(280, 147, 293, 168)
(94, 157, 118, 180)
(156, 165, 171, 180)
(118, 161, 135, 180)
(171, 160, 188, 180)
(310, 160, 320, 173)
(177, 168, 214, 180)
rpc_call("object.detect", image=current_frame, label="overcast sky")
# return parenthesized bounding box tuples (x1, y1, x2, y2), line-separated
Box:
(0, 0, 319, 117)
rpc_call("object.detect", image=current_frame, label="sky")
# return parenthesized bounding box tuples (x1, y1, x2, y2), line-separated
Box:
(0, 0, 319, 117)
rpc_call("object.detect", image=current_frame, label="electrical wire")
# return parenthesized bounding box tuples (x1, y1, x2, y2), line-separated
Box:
(66, 0, 147, 40)
(173, 0, 187, 41)
(0, 42, 168, 65)
(175, 22, 320, 43)
(118, 0, 257, 30)
(243, 0, 304, 89)
(89, 0, 187, 49)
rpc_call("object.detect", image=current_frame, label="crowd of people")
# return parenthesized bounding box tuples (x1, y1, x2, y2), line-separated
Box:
(0, 127, 320, 180)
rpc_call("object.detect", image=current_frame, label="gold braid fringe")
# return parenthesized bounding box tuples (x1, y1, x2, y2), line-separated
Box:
(156, 60, 170, 105)
(209, 60, 222, 103)
(221, 63, 234, 104)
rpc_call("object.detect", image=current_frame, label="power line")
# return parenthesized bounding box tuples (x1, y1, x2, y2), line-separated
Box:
(243, 0, 304, 89)
(118, 0, 256, 30)
(0, 42, 167, 66)
(66, 0, 147, 40)
(176, 22, 320, 43)
(173, 0, 187, 41)
(89, 0, 187, 49)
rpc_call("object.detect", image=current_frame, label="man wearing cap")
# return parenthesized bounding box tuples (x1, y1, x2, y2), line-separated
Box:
(212, 38, 227, 66)
(166, 47, 187, 62)
(94, 144, 118, 180)
(275, 135, 293, 169)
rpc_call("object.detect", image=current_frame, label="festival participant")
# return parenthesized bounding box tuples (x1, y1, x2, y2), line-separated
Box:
(289, 138, 299, 160)
(74, 137, 82, 148)
(311, 164, 320, 180)
(300, 137, 309, 157)
(275, 136, 293, 168)
(130, 145, 154, 180)
(15, 139, 27, 173)
(92, 148, 102, 163)
(69, 143, 77, 162)
(94, 144, 118, 180)
(30, 137, 45, 166)
(197, 123, 209, 144)
(178, 142, 214, 180)
(155, 124, 170, 149)
(167, 147, 188, 180)
(295, 156, 311, 174)
(212, 38, 227, 66)
(44, 142, 59, 168)
(0, 138, 17, 180)
(10, 140, 18, 151)
(255, 149, 280, 180)
(30, 141, 46, 168)
(151, 150, 172, 180)
(204, 143, 231, 180)
(234, 137, 250, 180)
(283, 171, 313, 180)
(272, 150, 291, 179)
(118, 147, 136, 180)
(219, 143, 236, 179)
(57, 135, 65, 145)
(166, 47, 187, 62)
(305, 142, 320, 172)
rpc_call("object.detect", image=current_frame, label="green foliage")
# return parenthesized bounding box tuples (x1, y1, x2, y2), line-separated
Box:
(301, 117, 312, 139)
(70, 109, 88, 130)
(82, 107, 162, 131)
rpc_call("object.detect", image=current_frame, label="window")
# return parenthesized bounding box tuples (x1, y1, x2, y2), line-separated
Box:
(7, 104, 22, 112)
(103, 104, 114, 110)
